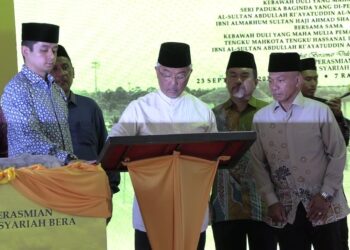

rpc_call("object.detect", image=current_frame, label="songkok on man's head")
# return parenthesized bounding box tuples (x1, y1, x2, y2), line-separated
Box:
(300, 58, 316, 71)
(268, 52, 300, 72)
(226, 51, 256, 70)
(57, 45, 71, 61)
(22, 23, 59, 43)
(158, 42, 191, 68)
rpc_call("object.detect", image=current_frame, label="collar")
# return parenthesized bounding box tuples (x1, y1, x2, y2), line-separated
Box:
(273, 92, 305, 112)
(222, 96, 260, 111)
(157, 89, 185, 105)
(21, 64, 55, 85)
(67, 91, 77, 105)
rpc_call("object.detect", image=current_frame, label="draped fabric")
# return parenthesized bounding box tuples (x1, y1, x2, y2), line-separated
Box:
(126, 152, 227, 250)
(0, 162, 111, 218)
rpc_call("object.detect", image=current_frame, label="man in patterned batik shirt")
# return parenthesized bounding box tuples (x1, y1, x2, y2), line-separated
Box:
(300, 57, 349, 250)
(1, 23, 76, 165)
(210, 51, 276, 250)
(251, 52, 349, 250)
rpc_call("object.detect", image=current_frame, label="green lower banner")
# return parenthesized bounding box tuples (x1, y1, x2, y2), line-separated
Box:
(0, 184, 107, 250)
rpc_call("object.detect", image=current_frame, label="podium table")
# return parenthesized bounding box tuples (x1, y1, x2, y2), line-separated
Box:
(98, 132, 256, 250)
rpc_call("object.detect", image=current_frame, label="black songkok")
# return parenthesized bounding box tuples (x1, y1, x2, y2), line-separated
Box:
(22, 23, 59, 43)
(57, 45, 71, 61)
(226, 51, 256, 70)
(268, 52, 300, 72)
(300, 58, 317, 71)
(158, 42, 191, 68)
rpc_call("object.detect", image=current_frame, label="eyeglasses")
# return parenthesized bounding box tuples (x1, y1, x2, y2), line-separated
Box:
(158, 69, 190, 82)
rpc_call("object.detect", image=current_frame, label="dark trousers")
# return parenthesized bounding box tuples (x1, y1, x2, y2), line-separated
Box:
(275, 203, 343, 250)
(135, 229, 206, 250)
(340, 216, 349, 250)
(212, 220, 277, 250)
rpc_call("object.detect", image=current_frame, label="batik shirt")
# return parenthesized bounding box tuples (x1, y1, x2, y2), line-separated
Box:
(210, 97, 268, 223)
(251, 92, 349, 227)
(306, 95, 350, 146)
(1, 65, 74, 164)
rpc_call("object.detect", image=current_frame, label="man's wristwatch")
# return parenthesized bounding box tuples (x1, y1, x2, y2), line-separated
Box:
(320, 192, 333, 202)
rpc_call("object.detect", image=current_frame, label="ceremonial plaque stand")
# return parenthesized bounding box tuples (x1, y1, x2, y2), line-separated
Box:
(98, 132, 256, 250)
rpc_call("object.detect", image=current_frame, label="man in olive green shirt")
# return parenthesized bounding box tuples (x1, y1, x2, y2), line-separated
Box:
(210, 51, 276, 250)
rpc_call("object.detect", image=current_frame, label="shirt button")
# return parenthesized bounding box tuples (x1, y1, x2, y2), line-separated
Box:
(300, 156, 307, 163)
(297, 176, 305, 182)
(281, 143, 287, 148)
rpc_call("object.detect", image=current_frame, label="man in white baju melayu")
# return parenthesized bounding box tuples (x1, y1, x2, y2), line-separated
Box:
(109, 42, 217, 250)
